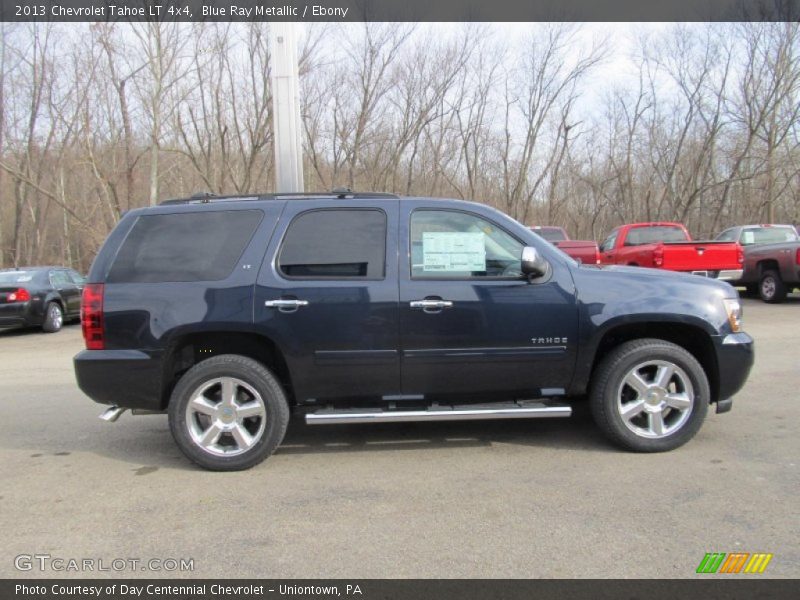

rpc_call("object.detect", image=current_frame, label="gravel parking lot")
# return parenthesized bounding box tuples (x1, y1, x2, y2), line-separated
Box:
(1, 295, 798, 579)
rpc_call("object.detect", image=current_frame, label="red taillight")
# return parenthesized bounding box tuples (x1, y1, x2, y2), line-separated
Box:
(796, 248, 800, 266)
(6, 288, 30, 303)
(81, 283, 105, 350)
(595, 249, 601, 265)
(653, 248, 664, 267)
(737, 245, 744, 264)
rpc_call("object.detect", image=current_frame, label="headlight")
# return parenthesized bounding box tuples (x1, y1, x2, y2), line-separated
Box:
(723, 298, 742, 332)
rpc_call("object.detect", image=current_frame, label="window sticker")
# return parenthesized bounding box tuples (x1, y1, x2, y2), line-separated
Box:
(422, 232, 486, 272)
(742, 231, 755, 244)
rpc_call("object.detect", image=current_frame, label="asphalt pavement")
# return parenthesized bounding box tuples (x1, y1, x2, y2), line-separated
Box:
(1, 295, 798, 578)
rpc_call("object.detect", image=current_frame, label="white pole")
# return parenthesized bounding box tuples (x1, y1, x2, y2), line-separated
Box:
(270, 22, 305, 193)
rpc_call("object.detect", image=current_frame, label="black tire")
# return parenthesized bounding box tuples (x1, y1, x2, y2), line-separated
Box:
(758, 270, 787, 303)
(589, 338, 709, 452)
(42, 302, 63, 333)
(168, 354, 290, 471)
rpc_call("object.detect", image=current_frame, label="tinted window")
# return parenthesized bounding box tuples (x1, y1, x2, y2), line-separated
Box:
(533, 227, 567, 242)
(600, 231, 618, 252)
(279, 210, 386, 279)
(625, 226, 688, 246)
(740, 227, 799, 245)
(50, 271, 71, 287)
(411, 211, 523, 279)
(108, 210, 262, 283)
(68, 270, 86, 285)
(0, 271, 36, 284)
(715, 229, 736, 242)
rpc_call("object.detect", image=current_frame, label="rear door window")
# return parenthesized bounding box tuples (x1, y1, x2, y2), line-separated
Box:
(278, 209, 386, 279)
(107, 210, 262, 283)
(50, 270, 72, 288)
(68, 270, 86, 285)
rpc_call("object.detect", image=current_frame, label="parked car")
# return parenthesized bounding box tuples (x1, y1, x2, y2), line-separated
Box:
(530, 226, 600, 265)
(0, 266, 85, 333)
(713, 224, 799, 302)
(735, 244, 800, 303)
(740, 242, 800, 303)
(714, 224, 799, 247)
(599, 222, 743, 281)
(74, 192, 753, 471)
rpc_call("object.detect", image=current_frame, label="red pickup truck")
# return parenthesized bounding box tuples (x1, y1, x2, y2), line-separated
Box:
(599, 222, 743, 281)
(530, 226, 600, 265)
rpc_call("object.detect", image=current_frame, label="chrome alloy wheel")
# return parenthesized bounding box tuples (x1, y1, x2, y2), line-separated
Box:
(185, 377, 267, 456)
(50, 304, 63, 329)
(616, 360, 694, 439)
(761, 276, 776, 299)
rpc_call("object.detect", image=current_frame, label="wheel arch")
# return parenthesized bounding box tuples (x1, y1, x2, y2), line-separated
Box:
(160, 331, 294, 410)
(586, 322, 719, 405)
(756, 259, 780, 275)
(41, 295, 65, 328)
(44, 294, 64, 311)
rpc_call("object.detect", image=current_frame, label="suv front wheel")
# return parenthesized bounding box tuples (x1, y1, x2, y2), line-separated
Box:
(590, 339, 709, 452)
(168, 355, 290, 471)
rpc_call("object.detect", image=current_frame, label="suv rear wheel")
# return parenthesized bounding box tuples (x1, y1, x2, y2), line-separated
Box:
(168, 354, 290, 471)
(590, 339, 709, 452)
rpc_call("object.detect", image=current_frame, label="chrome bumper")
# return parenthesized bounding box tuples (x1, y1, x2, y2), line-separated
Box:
(716, 269, 744, 281)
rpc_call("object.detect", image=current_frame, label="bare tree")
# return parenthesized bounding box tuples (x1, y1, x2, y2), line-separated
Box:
(131, 21, 186, 205)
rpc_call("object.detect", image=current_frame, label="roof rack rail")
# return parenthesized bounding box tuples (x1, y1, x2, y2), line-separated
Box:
(160, 190, 399, 205)
(190, 191, 217, 202)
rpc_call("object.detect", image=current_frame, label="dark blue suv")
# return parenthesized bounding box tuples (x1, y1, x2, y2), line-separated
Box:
(74, 192, 754, 470)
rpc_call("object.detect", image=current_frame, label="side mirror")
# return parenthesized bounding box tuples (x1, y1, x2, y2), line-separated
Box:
(521, 246, 549, 279)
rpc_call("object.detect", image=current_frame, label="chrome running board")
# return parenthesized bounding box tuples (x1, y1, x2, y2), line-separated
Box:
(305, 401, 571, 425)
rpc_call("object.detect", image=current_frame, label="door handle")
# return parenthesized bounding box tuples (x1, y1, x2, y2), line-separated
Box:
(410, 299, 453, 310)
(265, 299, 309, 309)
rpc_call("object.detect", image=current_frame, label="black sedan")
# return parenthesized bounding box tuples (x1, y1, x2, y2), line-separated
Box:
(0, 267, 85, 333)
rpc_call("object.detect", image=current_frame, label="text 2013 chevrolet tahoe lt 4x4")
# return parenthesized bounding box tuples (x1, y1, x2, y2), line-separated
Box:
(74, 193, 754, 470)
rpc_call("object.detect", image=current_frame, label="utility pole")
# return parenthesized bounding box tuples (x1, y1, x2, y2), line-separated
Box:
(270, 22, 304, 193)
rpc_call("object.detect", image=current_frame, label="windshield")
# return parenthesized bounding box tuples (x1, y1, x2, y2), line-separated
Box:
(625, 226, 688, 246)
(740, 227, 799, 245)
(0, 271, 36, 284)
(533, 227, 567, 242)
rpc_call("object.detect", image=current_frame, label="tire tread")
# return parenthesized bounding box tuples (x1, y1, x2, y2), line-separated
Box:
(759, 269, 787, 304)
(168, 354, 290, 471)
(589, 338, 709, 452)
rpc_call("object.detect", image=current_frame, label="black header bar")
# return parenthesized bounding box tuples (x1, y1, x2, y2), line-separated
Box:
(2, 0, 799, 22)
(3, 579, 800, 600)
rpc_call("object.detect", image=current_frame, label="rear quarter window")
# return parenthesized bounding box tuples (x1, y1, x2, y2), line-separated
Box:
(107, 210, 263, 283)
